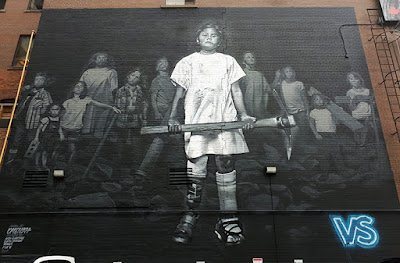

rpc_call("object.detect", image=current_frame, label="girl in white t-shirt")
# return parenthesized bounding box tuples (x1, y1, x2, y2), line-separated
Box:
(345, 72, 372, 146)
(168, 21, 255, 246)
(61, 81, 120, 166)
(309, 94, 344, 172)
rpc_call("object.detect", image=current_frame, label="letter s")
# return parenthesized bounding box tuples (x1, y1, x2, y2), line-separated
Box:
(355, 215, 379, 248)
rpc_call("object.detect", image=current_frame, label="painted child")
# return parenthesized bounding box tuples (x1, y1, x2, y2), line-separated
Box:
(114, 68, 148, 167)
(136, 57, 179, 178)
(240, 51, 271, 119)
(345, 72, 372, 146)
(272, 66, 310, 157)
(7, 72, 53, 163)
(32, 104, 64, 169)
(309, 94, 344, 172)
(61, 81, 120, 166)
(79, 52, 118, 138)
(168, 21, 255, 246)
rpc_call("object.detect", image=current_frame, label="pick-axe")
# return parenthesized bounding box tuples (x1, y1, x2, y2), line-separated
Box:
(140, 115, 296, 159)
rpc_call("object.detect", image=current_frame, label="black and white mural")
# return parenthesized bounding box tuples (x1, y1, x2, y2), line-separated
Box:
(0, 7, 399, 262)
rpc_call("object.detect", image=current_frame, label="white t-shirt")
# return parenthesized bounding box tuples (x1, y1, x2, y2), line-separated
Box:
(61, 96, 93, 131)
(310, 108, 336, 133)
(171, 52, 248, 159)
(281, 80, 306, 114)
(346, 88, 371, 120)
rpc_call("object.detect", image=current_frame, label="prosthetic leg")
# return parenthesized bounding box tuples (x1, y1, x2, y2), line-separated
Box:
(172, 178, 202, 244)
(214, 170, 245, 246)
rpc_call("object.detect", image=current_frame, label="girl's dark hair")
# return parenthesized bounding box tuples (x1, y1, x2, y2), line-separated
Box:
(33, 72, 55, 88)
(84, 52, 115, 71)
(69, 81, 88, 99)
(42, 103, 63, 118)
(347, 72, 365, 88)
(311, 93, 327, 108)
(195, 20, 224, 40)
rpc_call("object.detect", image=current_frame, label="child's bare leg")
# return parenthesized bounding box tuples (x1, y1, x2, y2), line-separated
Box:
(41, 151, 48, 169)
(35, 151, 41, 168)
(214, 154, 244, 245)
(67, 141, 76, 166)
(137, 137, 164, 175)
(172, 156, 207, 244)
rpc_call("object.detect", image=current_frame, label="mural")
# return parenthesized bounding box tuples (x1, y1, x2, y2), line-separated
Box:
(0, 7, 399, 261)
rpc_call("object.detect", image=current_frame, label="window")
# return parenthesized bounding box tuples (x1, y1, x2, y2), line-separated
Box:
(0, 0, 6, 10)
(11, 35, 35, 68)
(27, 0, 43, 10)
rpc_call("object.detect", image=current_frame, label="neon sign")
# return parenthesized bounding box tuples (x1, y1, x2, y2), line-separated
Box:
(329, 214, 379, 248)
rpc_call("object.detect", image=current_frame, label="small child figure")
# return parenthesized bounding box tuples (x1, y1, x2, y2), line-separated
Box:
(150, 57, 176, 122)
(240, 51, 271, 119)
(114, 68, 148, 166)
(136, 57, 179, 177)
(61, 81, 120, 166)
(345, 72, 372, 146)
(79, 52, 118, 137)
(272, 66, 310, 157)
(309, 94, 344, 172)
(168, 21, 255, 246)
(7, 72, 53, 164)
(31, 104, 64, 169)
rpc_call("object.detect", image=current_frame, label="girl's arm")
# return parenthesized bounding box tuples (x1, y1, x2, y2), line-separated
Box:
(271, 70, 282, 89)
(90, 100, 121, 114)
(309, 116, 322, 140)
(151, 91, 162, 120)
(168, 85, 185, 132)
(232, 81, 256, 129)
(33, 123, 45, 143)
(58, 126, 65, 141)
(300, 89, 310, 115)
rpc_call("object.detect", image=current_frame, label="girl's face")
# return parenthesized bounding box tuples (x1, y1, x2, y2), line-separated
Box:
(197, 27, 221, 52)
(127, 71, 141, 85)
(348, 74, 361, 88)
(49, 105, 61, 117)
(34, 76, 46, 88)
(283, 67, 295, 80)
(73, 83, 85, 95)
(313, 95, 324, 107)
(95, 54, 107, 67)
(243, 53, 256, 66)
(156, 59, 168, 72)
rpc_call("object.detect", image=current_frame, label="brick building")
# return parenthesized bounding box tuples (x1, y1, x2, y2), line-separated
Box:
(0, 1, 400, 262)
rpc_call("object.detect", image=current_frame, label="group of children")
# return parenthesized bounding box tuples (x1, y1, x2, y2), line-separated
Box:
(6, 20, 374, 247)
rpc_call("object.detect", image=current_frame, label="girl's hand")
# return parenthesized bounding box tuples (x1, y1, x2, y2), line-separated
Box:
(32, 138, 39, 145)
(315, 134, 323, 140)
(240, 114, 256, 130)
(168, 118, 181, 133)
(112, 106, 121, 114)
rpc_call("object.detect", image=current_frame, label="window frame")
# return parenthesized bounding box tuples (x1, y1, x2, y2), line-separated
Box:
(10, 34, 35, 69)
(27, 0, 44, 10)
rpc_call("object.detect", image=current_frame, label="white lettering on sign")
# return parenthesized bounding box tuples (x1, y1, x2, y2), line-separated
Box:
(33, 256, 75, 263)
(2, 225, 32, 252)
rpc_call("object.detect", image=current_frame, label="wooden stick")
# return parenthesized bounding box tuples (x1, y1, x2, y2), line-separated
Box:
(141, 116, 295, 135)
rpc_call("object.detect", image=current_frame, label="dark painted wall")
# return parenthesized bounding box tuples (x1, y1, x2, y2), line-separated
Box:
(0, 7, 399, 262)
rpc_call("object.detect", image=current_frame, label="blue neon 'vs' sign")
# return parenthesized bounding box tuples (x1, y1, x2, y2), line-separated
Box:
(329, 214, 379, 248)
